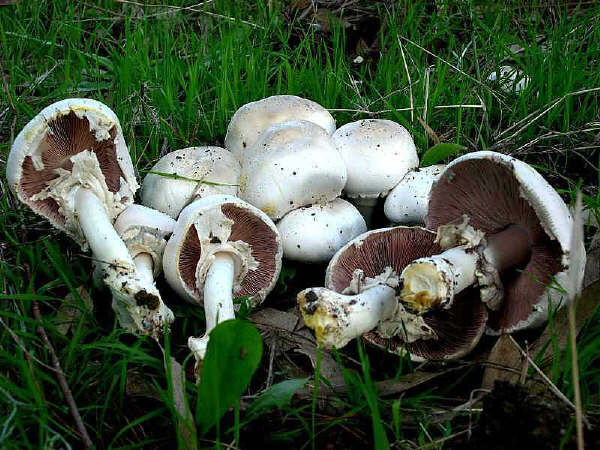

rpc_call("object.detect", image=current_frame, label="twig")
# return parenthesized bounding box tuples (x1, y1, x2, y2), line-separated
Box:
(507, 334, 587, 424)
(568, 194, 585, 450)
(0, 56, 16, 111)
(417, 428, 472, 449)
(115, 0, 263, 29)
(265, 340, 276, 389)
(32, 301, 93, 448)
(422, 67, 431, 126)
(397, 37, 413, 122)
(397, 34, 506, 106)
(326, 104, 483, 115)
(493, 87, 600, 146)
(0, 317, 56, 371)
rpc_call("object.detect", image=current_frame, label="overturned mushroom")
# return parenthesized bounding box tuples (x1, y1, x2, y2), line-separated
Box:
(239, 120, 347, 220)
(6, 98, 173, 336)
(141, 146, 240, 219)
(333, 119, 419, 225)
(277, 198, 367, 263)
(400, 151, 586, 333)
(225, 95, 335, 160)
(298, 227, 487, 360)
(113, 204, 176, 328)
(163, 195, 282, 366)
(384, 165, 445, 224)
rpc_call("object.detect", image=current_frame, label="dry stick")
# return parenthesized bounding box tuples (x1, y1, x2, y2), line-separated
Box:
(569, 194, 586, 450)
(115, 0, 263, 29)
(326, 104, 484, 115)
(507, 334, 589, 429)
(397, 37, 414, 122)
(423, 67, 431, 126)
(32, 301, 93, 449)
(493, 87, 600, 146)
(397, 34, 506, 106)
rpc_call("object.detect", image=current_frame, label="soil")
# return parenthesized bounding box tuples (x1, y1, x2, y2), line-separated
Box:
(459, 381, 600, 450)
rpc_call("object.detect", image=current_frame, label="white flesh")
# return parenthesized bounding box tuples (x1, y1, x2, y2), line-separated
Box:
(188, 253, 236, 360)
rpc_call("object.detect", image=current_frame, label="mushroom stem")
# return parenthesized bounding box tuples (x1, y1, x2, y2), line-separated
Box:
(75, 188, 134, 268)
(189, 252, 236, 360)
(133, 253, 155, 287)
(75, 188, 168, 334)
(298, 284, 397, 349)
(400, 224, 531, 312)
(351, 196, 378, 227)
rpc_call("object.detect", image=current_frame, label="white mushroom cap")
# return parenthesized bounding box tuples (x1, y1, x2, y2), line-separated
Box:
(163, 194, 282, 305)
(141, 147, 240, 219)
(239, 120, 347, 219)
(6, 98, 138, 248)
(426, 151, 586, 333)
(225, 95, 336, 160)
(333, 119, 419, 198)
(384, 165, 445, 224)
(114, 204, 176, 276)
(487, 65, 530, 93)
(277, 198, 367, 263)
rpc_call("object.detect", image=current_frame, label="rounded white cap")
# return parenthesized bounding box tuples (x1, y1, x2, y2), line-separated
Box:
(384, 165, 445, 224)
(225, 95, 335, 160)
(239, 120, 347, 219)
(163, 195, 282, 305)
(114, 204, 176, 276)
(277, 198, 367, 263)
(333, 119, 419, 198)
(6, 98, 138, 248)
(487, 65, 530, 93)
(141, 146, 240, 219)
(427, 151, 586, 333)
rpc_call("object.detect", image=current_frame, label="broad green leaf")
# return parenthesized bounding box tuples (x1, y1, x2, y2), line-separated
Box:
(245, 378, 308, 420)
(196, 319, 263, 434)
(420, 143, 466, 167)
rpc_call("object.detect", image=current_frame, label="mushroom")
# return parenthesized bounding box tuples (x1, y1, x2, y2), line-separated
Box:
(332, 119, 419, 225)
(141, 146, 240, 219)
(399, 151, 586, 333)
(487, 65, 530, 94)
(162, 194, 282, 365)
(298, 227, 487, 360)
(239, 120, 347, 220)
(225, 95, 335, 160)
(112, 204, 176, 329)
(6, 98, 172, 335)
(277, 198, 367, 263)
(383, 165, 445, 224)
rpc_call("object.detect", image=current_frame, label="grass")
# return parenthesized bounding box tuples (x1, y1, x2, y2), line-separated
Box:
(1, 0, 600, 448)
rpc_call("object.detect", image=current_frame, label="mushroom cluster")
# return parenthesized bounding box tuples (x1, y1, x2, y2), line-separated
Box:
(299, 151, 586, 360)
(7, 96, 585, 373)
(225, 97, 369, 264)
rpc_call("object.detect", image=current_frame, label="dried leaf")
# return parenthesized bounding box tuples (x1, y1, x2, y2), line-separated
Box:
(417, 117, 441, 145)
(482, 279, 600, 390)
(289, 0, 311, 10)
(126, 371, 161, 401)
(297, 366, 466, 400)
(583, 246, 600, 288)
(55, 286, 92, 336)
(165, 356, 197, 450)
(481, 335, 522, 390)
(249, 308, 345, 386)
(314, 9, 333, 33)
(249, 307, 299, 332)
